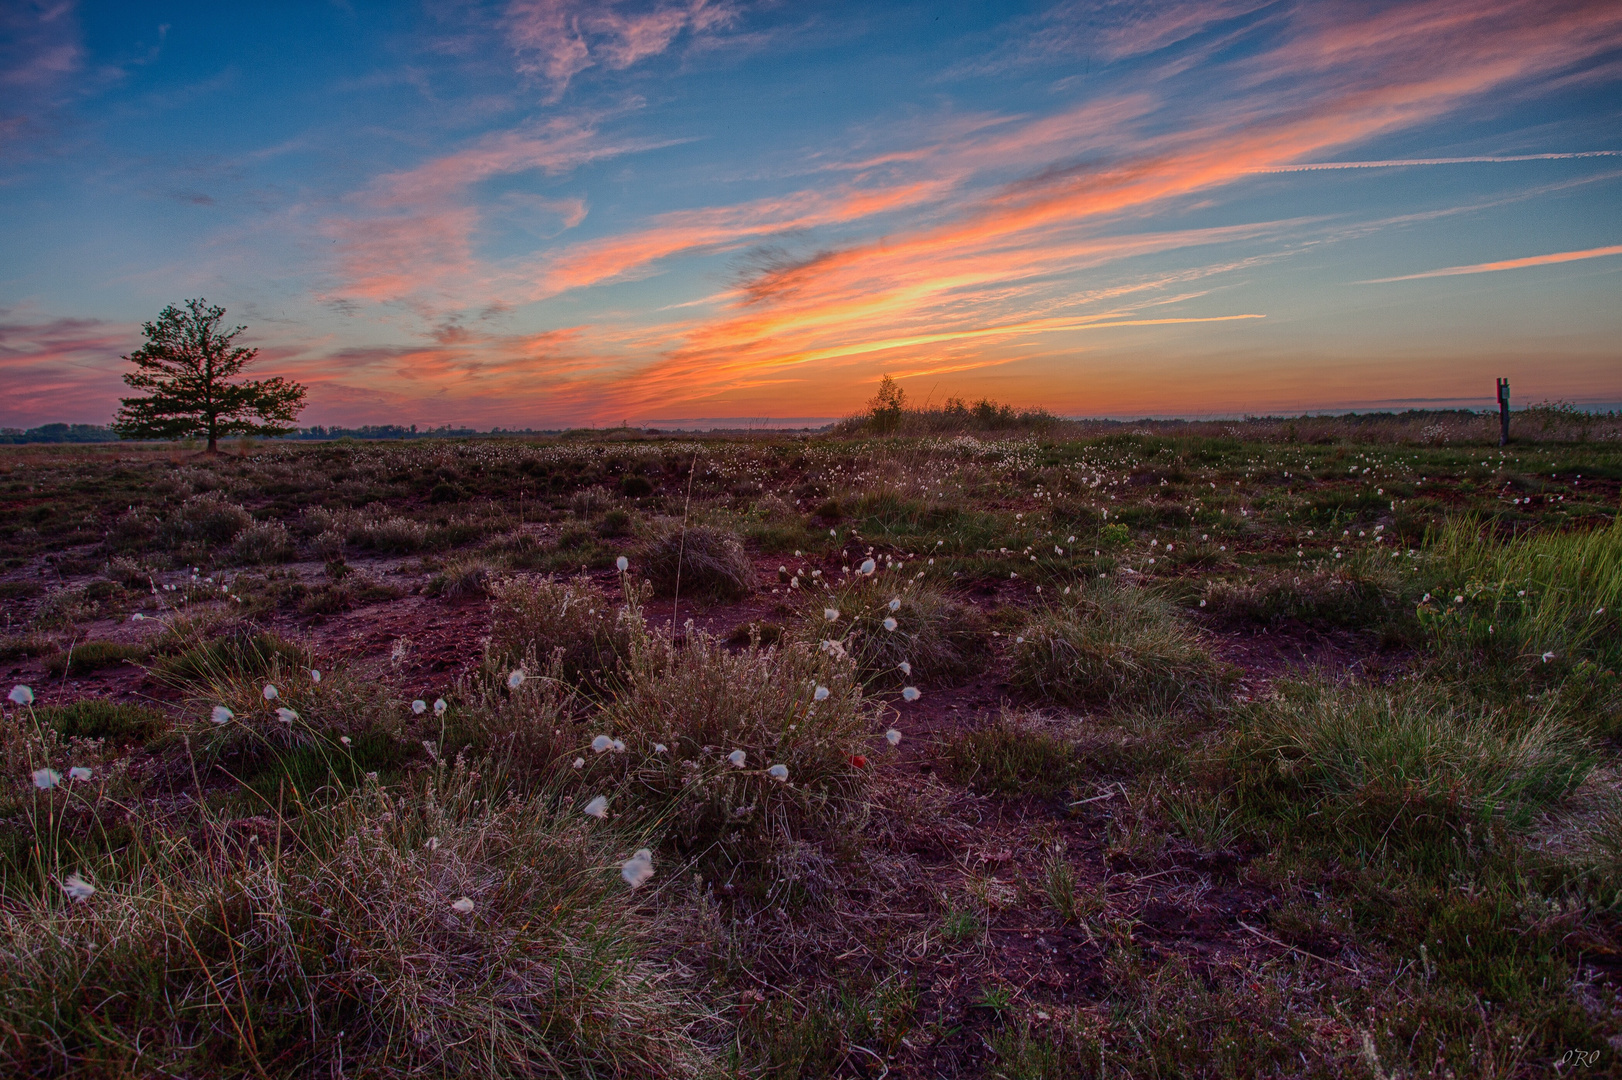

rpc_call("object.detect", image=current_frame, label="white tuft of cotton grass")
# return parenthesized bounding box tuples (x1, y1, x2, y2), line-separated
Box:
(412, 699, 427, 715)
(886, 728, 902, 746)
(882, 617, 898, 632)
(814, 685, 830, 701)
(888, 597, 901, 611)
(310, 669, 322, 684)
(654, 743, 668, 753)
(434, 697, 447, 715)
(622, 848, 655, 888)
(616, 555, 630, 572)
(10, 684, 35, 705)
(450, 896, 475, 914)
(68, 766, 92, 781)
(768, 764, 789, 781)
(901, 686, 920, 701)
(898, 661, 912, 676)
(61, 874, 95, 901)
(583, 795, 609, 818)
(592, 735, 613, 753)
(32, 768, 60, 789)
(824, 607, 840, 621)
(275, 707, 299, 724)
(728, 750, 746, 767)
(263, 684, 278, 701)
(507, 669, 526, 690)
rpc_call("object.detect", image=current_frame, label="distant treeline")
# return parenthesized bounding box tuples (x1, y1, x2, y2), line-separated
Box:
(289, 424, 486, 440)
(0, 423, 120, 444)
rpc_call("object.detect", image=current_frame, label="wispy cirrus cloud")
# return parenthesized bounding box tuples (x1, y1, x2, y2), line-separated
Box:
(1359, 244, 1622, 283)
(0, 1, 84, 150)
(0, 313, 130, 426)
(505, 0, 741, 99)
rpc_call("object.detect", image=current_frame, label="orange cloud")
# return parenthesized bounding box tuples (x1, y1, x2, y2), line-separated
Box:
(1360, 244, 1622, 283)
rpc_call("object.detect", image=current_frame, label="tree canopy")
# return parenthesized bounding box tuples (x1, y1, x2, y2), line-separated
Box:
(112, 299, 306, 453)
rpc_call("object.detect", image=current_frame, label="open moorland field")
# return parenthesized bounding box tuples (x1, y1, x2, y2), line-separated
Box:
(3, 420, 1621, 1078)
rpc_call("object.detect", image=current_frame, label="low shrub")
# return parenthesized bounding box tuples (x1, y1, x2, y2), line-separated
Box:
(1010, 580, 1222, 708)
(426, 556, 494, 598)
(641, 525, 753, 601)
(597, 508, 635, 538)
(229, 520, 294, 565)
(354, 515, 428, 554)
(159, 492, 252, 548)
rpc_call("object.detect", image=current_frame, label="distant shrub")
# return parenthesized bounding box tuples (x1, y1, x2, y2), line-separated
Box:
(571, 486, 614, 517)
(230, 521, 294, 565)
(1011, 580, 1222, 708)
(103, 556, 152, 589)
(597, 508, 635, 538)
(30, 586, 97, 630)
(160, 492, 252, 548)
(428, 480, 466, 504)
(619, 475, 653, 498)
(426, 556, 493, 598)
(355, 516, 427, 554)
(642, 525, 753, 601)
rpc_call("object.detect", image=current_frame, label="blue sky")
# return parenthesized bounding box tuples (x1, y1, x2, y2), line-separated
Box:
(2, 0, 1619, 428)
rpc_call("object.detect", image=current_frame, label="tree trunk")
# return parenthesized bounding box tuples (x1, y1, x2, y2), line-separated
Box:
(206, 431, 218, 454)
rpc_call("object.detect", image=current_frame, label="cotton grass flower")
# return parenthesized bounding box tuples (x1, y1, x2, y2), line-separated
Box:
(450, 897, 475, 914)
(901, 686, 920, 702)
(275, 707, 299, 724)
(814, 685, 830, 701)
(898, 661, 911, 676)
(32, 768, 60, 789)
(592, 734, 613, 753)
(340, 736, 352, 746)
(210, 705, 234, 725)
(434, 697, 447, 715)
(1542, 651, 1556, 663)
(824, 607, 840, 621)
(654, 742, 668, 753)
(860, 558, 876, 575)
(888, 598, 901, 612)
(883, 617, 898, 631)
(583, 795, 609, 818)
(9, 685, 34, 706)
(411, 699, 427, 715)
(61, 874, 95, 901)
(728, 750, 747, 767)
(262, 684, 279, 701)
(507, 669, 526, 690)
(767, 764, 789, 781)
(616, 555, 630, 572)
(310, 669, 322, 684)
(572, 757, 584, 768)
(886, 728, 902, 746)
(622, 848, 655, 889)
(68, 766, 92, 781)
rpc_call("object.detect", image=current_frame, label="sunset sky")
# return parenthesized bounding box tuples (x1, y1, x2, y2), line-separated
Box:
(2, 0, 1620, 429)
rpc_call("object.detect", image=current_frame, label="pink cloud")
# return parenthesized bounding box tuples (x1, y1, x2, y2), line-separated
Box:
(0, 314, 130, 426)
(505, 0, 741, 99)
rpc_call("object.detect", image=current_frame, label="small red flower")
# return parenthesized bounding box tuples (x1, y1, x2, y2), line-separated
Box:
(850, 754, 869, 769)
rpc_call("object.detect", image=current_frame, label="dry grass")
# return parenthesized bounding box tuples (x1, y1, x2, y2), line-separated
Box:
(789, 573, 985, 688)
(641, 525, 754, 601)
(485, 574, 639, 689)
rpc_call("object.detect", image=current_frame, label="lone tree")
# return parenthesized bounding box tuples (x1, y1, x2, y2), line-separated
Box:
(867, 374, 906, 434)
(113, 299, 306, 453)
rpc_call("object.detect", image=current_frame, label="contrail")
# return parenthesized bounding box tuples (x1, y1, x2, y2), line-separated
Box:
(1252, 151, 1622, 173)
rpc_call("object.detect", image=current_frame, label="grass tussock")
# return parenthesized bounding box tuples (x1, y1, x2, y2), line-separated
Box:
(601, 625, 875, 874)
(791, 573, 985, 688)
(641, 524, 754, 601)
(485, 575, 639, 689)
(1232, 680, 1593, 858)
(1202, 559, 1407, 631)
(44, 640, 148, 676)
(34, 700, 168, 745)
(1011, 579, 1223, 708)
(0, 761, 716, 1078)
(938, 709, 1077, 796)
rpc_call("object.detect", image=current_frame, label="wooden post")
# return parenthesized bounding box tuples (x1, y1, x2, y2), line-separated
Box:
(1497, 378, 1510, 446)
